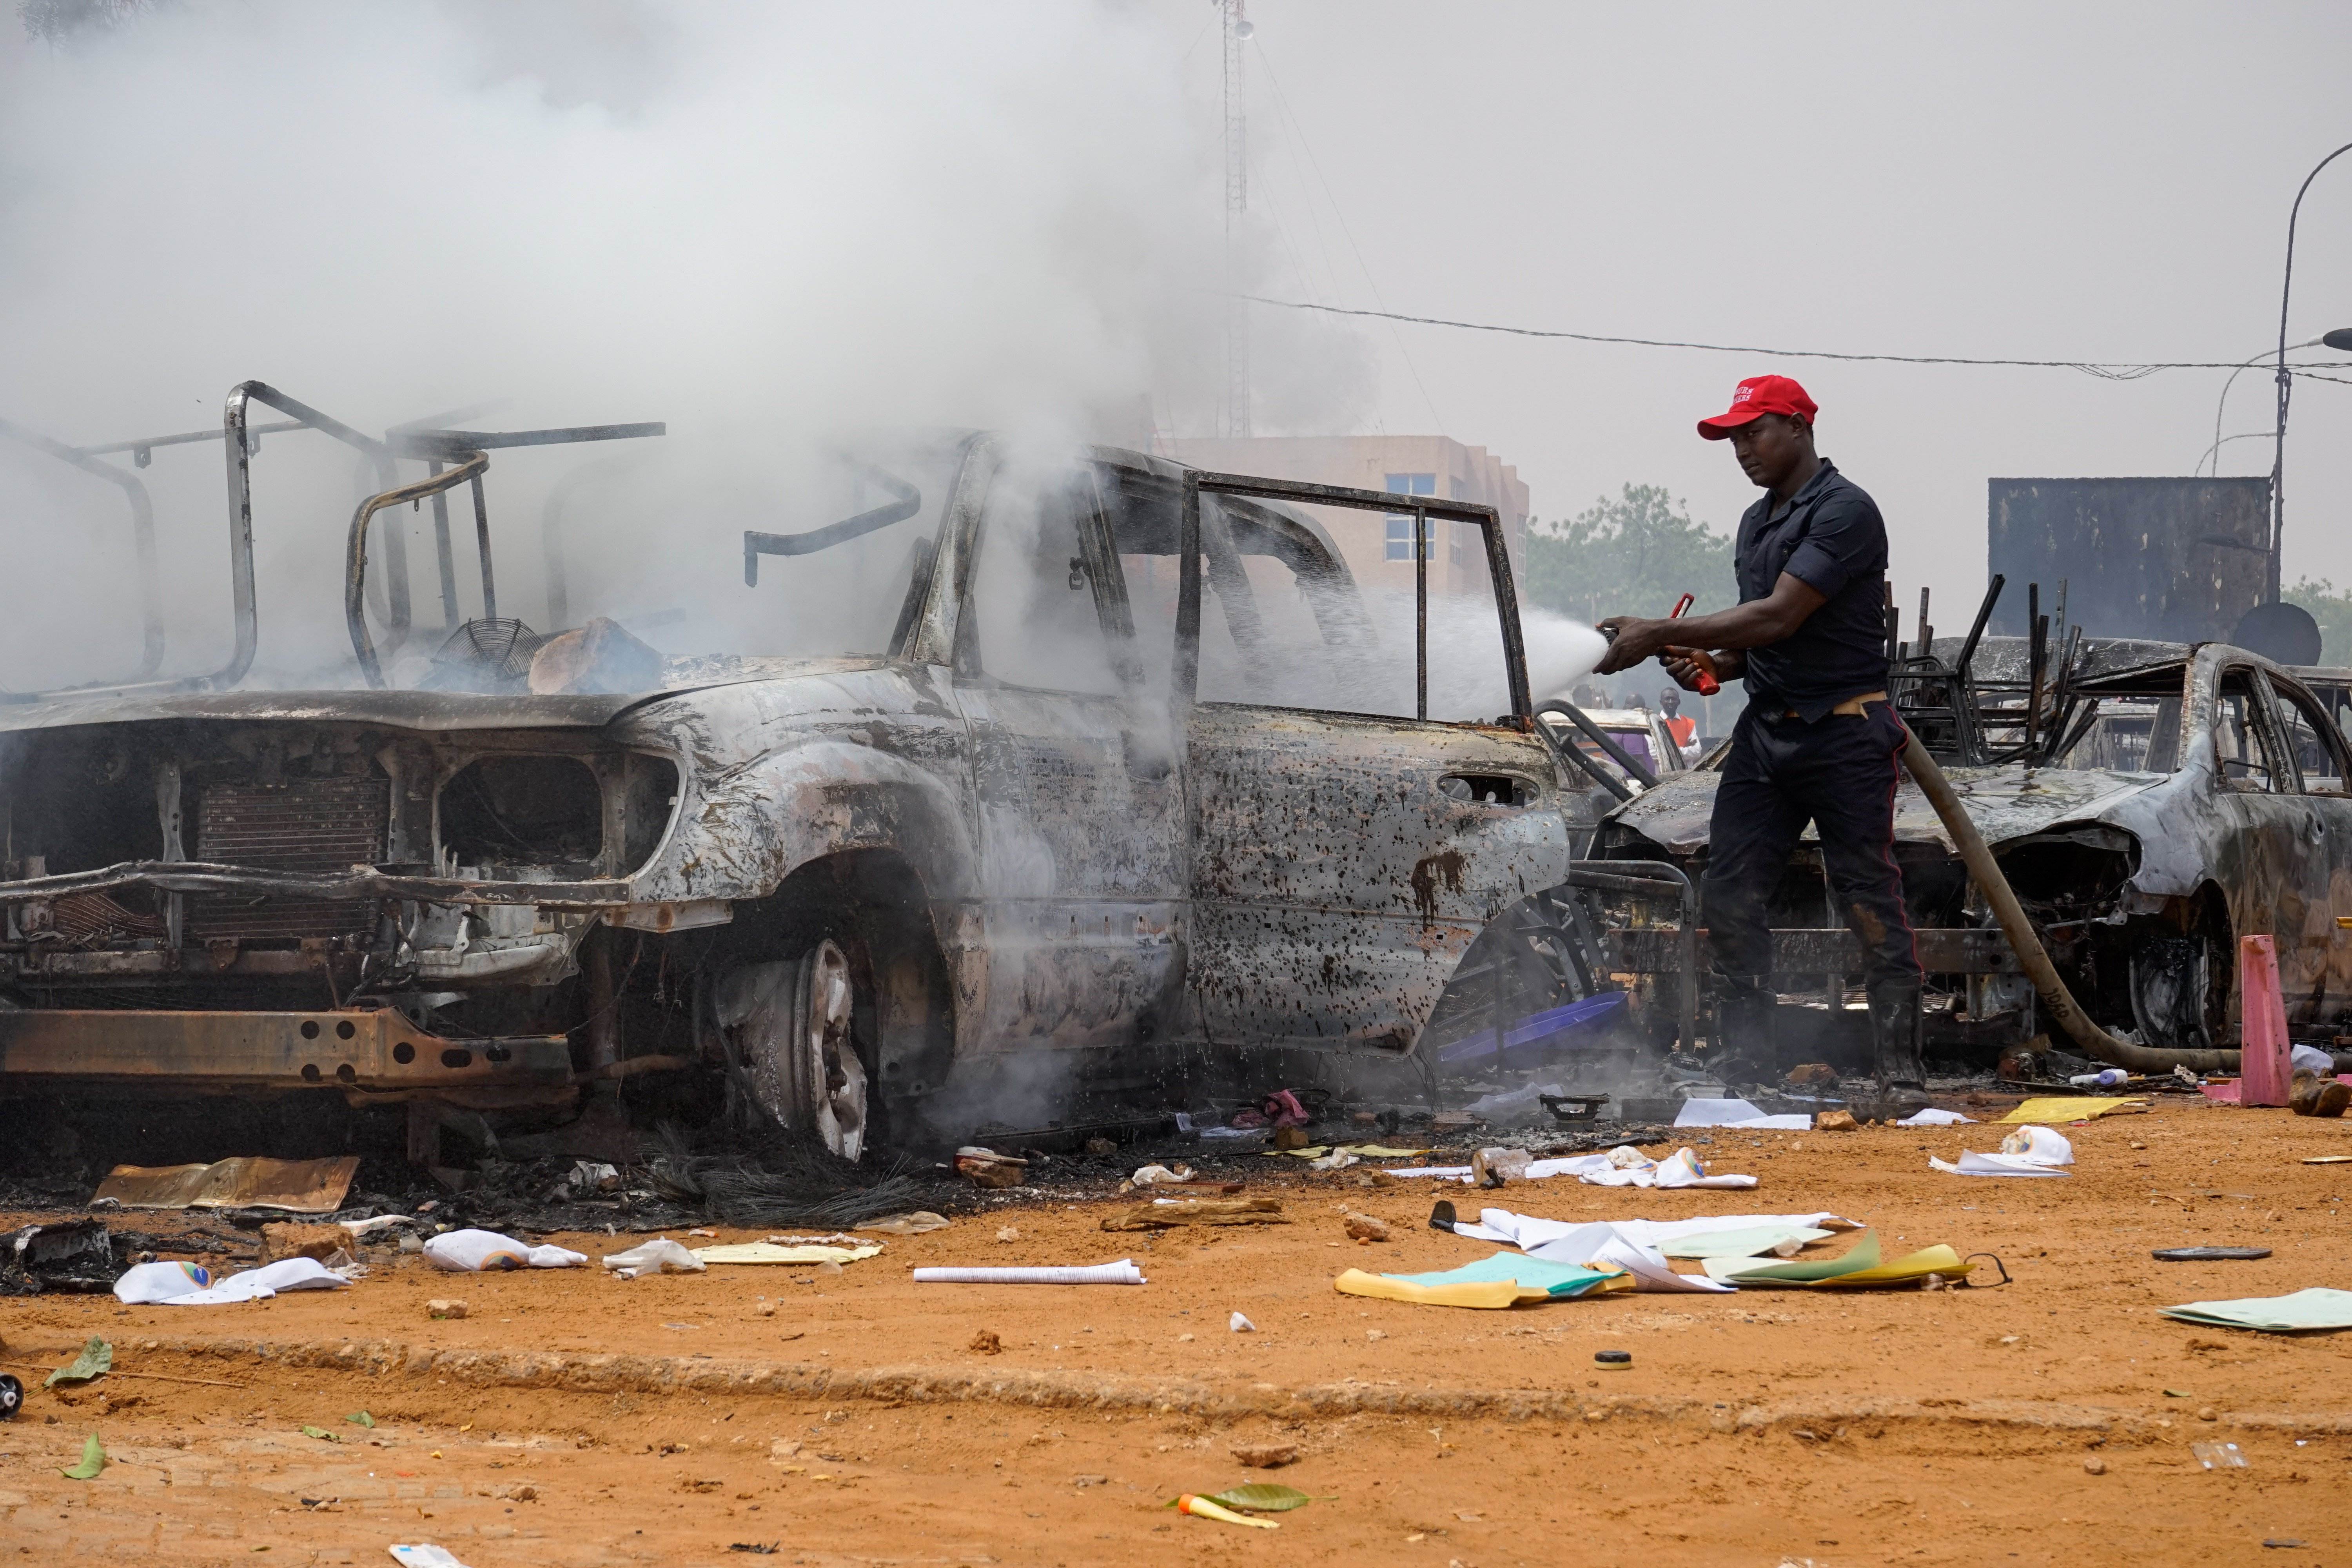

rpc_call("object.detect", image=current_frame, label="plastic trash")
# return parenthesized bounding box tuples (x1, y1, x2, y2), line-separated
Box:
(601, 1238, 707, 1279)
(1176, 1493, 1279, 1529)
(113, 1259, 212, 1304)
(913, 1260, 1147, 1285)
(159, 1256, 349, 1305)
(422, 1229, 587, 1272)
(2191, 1441, 2248, 1470)
(1130, 1164, 1195, 1187)
(1895, 1107, 1974, 1127)
(1930, 1124, 2073, 1178)
(2068, 1069, 2130, 1088)
(2290, 1043, 2335, 1076)
(1229, 1311, 1256, 1332)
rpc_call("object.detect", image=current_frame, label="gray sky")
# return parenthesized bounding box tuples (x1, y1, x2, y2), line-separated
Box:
(1215, 1, 2352, 619)
(2, 1, 2348, 680)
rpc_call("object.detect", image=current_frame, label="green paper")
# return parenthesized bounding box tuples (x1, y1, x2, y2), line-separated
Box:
(2160, 1287, 2352, 1334)
(1389, 1250, 1621, 1298)
(1661, 1226, 1832, 1260)
(301, 1426, 340, 1442)
(345, 1411, 375, 1428)
(45, 1337, 112, 1388)
(1207, 1483, 1311, 1512)
(61, 1434, 105, 1480)
(1705, 1232, 1882, 1283)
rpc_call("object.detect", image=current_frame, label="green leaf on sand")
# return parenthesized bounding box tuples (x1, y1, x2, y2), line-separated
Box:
(1206, 1483, 1311, 1513)
(345, 1411, 375, 1428)
(45, 1337, 112, 1388)
(61, 1434, 105, 1480)
(300, 1426, 340, 1443)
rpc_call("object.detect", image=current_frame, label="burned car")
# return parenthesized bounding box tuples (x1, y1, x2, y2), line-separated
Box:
(0, 383, 1587, 1162)
(1592, 623, 2352, 1062)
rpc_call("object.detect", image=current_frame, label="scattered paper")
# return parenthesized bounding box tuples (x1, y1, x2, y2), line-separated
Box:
(1896, 1107, 1975, 1127)
(2000, 1096, 2144, 1123)
(388, 1548, 475, 1568)
(1673, 1098, 1809, 1130)
(2160, 1287, 2352, 1334)
(691, 1241, 882, 1266)
(1706, 1233, 1976, 1288)
(913, 1260, 1147, 1285)
(1385, 1251, 1633, 1299)
(1658, 1226, 1834, 1260)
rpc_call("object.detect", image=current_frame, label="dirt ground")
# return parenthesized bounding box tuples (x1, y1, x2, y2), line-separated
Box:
(3, 1094, 2350, 1566)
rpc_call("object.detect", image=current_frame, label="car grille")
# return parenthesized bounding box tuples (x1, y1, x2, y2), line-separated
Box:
(187, 775, 389, 944)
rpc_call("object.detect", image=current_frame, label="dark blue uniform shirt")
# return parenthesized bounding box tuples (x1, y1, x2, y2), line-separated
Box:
(1731, 458, 1889, 721)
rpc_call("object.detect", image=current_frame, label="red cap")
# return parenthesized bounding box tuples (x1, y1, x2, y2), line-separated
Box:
(1697, 375, 1817, 439)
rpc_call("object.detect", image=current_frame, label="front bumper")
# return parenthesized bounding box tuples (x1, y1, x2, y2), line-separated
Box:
(0, 1007, 576, 1105)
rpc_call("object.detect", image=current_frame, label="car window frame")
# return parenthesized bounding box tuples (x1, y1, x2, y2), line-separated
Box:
(951, 453, 1137, 698)
(2268, 671, 2352, 797)
(2213, 662, 2292, 793)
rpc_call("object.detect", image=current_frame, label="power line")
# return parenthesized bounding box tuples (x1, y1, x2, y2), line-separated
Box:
(1236, 292, 2352, 381)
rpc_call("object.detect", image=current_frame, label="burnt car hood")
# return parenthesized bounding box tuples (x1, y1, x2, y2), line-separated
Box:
(1604, 763, 2168, 857)
(0, 657, 889, 737)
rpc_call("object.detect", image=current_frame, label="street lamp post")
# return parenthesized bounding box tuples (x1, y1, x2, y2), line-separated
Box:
(2270, 141, 2352, 603)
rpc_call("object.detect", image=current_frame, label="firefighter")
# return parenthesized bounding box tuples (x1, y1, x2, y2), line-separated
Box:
(1595, 375, 1924, 1111)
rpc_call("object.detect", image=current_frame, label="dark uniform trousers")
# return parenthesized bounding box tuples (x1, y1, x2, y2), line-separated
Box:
(1702, 699, 1924, 1002)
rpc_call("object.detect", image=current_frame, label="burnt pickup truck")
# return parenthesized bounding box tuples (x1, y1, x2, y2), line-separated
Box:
(0, 385, 1593, 1160)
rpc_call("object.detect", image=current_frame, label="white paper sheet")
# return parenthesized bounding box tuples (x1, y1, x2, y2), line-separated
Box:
(1673, 1098, 1810, 1130)
(1896, 1107, 1975, 1126)
(157, 1256, 348, 1305)
(1929, 1151, 2073, 1178)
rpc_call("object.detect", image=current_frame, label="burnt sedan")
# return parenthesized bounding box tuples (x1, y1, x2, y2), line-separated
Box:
(0, 386, 1581, 1161)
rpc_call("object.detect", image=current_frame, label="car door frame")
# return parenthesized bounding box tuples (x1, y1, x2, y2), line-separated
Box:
(2263, 666, 2352, 1025)
(1168, 470, 1571, 1053)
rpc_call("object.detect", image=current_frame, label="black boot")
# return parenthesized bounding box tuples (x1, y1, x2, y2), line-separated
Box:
(1866, 982, 1930, 1119)
(1710, 977, 1779, 1086)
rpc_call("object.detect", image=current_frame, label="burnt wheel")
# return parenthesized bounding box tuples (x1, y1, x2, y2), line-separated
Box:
(715, 935, 874, 1162)
(0, 1373, 21, 1419)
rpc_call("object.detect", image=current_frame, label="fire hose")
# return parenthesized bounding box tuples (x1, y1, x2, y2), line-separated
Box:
(1895, 722, 2248, 1076)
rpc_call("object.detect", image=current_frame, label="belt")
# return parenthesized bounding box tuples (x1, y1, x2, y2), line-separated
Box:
(1781, 690, 1888, 720)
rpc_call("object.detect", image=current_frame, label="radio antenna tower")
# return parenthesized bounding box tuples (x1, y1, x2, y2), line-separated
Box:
(1221, 0, 1251, 438)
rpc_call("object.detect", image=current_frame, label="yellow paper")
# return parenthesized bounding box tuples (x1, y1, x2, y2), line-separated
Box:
(691, 1242, 882, 1265)
(1799, 1244, 1973, 1288)
(1333, 1268, 1547, 1309)
(2001, 1096, 2145, 1123)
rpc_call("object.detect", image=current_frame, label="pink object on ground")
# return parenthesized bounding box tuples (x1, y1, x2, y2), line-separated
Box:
(2204, 1073, 2352, 1103)
(2237, 934, 2293, 1107)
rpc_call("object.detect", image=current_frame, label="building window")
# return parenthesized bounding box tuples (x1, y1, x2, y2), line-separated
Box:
(1383, 472, 1435, 560)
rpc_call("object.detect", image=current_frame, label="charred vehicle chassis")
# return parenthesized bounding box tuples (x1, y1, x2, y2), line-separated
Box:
(0, 386, 1620, 1160)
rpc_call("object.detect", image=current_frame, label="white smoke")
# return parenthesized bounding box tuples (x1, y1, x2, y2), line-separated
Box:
(0, 1, 1372, 690)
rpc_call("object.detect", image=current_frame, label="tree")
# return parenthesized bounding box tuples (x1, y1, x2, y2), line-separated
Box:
(2286, 578, 2352, 666)
(1521, 484, 1737, 627)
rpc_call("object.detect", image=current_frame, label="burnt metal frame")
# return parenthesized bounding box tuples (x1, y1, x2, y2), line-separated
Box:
(0, 418, 167, 686)
(393, 422, 664, 635)
(1563, 858, 1697, 1056)
(226, 381, 410, 690)
(742, 463, 924, 586)
(337, 421, 666, 685)
(1174, 472, 1533, 720)
(1535, 699, 1661, 791)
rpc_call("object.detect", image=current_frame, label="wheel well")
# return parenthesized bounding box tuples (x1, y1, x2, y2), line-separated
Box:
(716, 850, 956, 1120)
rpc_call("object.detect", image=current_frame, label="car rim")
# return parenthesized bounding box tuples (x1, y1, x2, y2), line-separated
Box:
(802, 940, 868, 1163)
